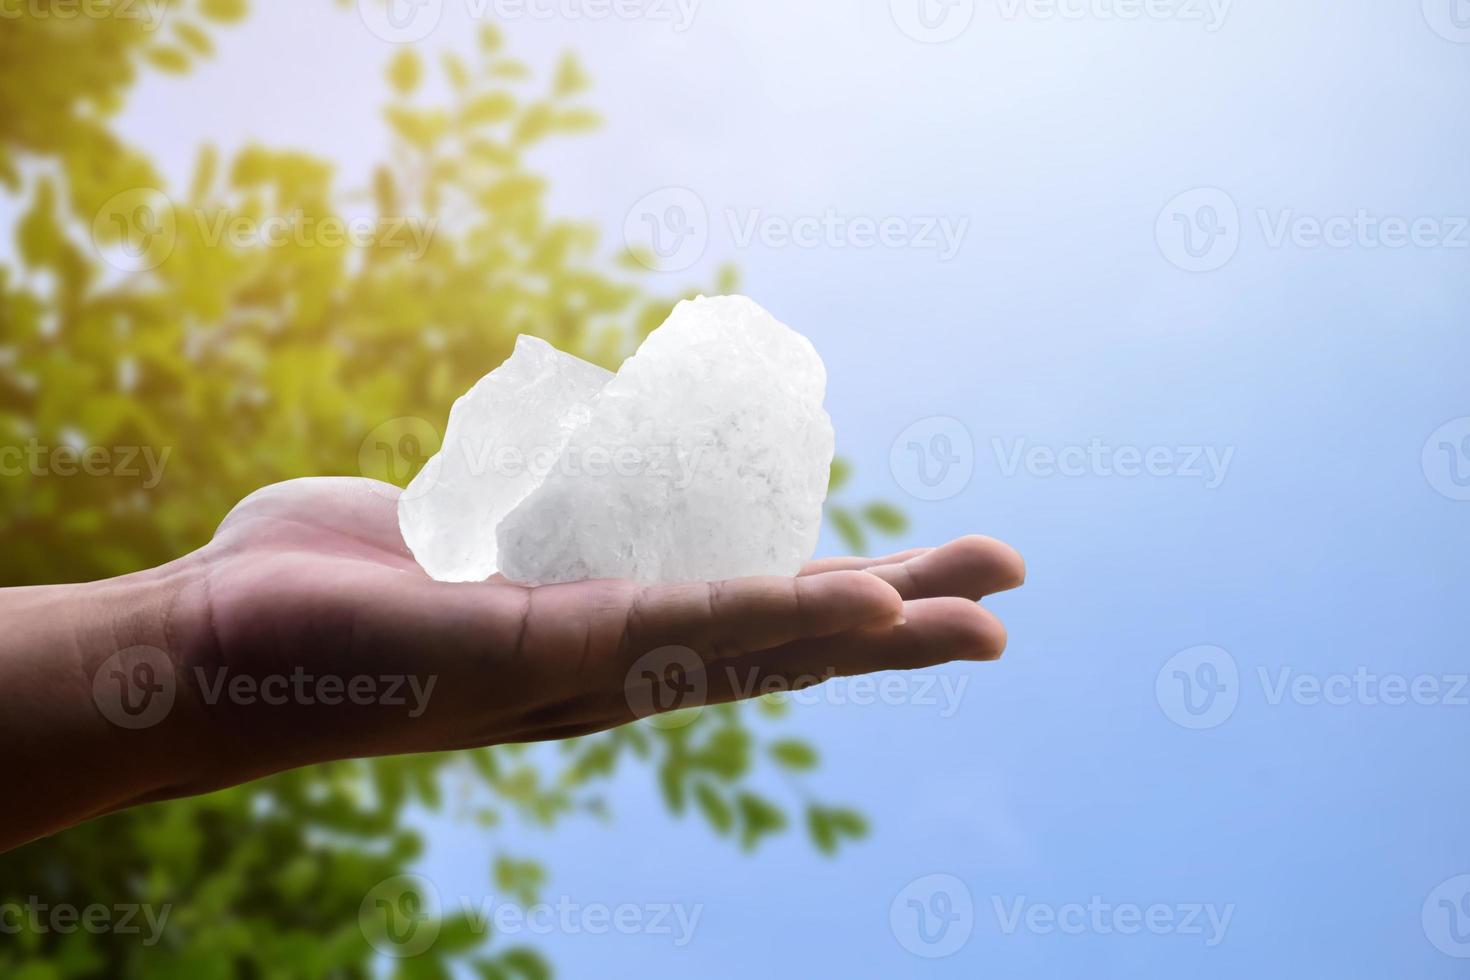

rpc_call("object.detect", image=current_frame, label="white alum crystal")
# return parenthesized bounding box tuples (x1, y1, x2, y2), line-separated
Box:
(399, 295, 835, 586)
(499, 296, 835, 584)
(398, 336, 612, 583)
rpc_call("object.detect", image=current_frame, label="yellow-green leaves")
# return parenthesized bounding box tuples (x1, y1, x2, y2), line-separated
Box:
(0, 23, 903, 980)
(553, 53, 591, 98)
(478, 23, 504, 53)
(388, 49, 423, 97)
(174, 21, 215, 57)
(17, 179, 63, 271)
(461, 92, 516, 127)
(442, 52, 471, 91)
(384, 106, 450, 150)
(144, 46, 192, 74)
(550, 107, 601, 134)
(201, 0, 248, 21)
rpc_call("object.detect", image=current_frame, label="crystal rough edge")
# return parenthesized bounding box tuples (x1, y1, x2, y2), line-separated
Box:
(496, 295, 835, 585)
(398, 335, 613, 583)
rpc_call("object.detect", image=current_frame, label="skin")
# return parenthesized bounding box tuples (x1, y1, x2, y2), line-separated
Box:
(0, 477, 1024, 854)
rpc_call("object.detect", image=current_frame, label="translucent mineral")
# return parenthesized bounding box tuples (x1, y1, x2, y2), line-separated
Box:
(400, 295, 835, 585)
(398, 336, 612, 582)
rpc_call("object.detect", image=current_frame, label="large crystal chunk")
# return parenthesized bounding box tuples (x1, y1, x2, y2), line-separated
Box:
(398, 296, 834, 585)
(496, 295, 835, 585)
(398, 336, 612, 583)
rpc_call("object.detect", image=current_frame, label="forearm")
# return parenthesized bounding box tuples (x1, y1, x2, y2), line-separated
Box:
(0, 480, 1023, 851)
(0, 562, 207, 851)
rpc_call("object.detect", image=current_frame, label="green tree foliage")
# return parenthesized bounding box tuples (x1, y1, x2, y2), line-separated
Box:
(0, 4, 899, 975)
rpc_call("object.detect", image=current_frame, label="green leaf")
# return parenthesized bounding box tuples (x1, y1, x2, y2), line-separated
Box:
(0, 147, 19, 191)
(384, 106, 450, 148)
(201, 0, 248, 21)
(467, 747, 500, 780)
(715, 262, 740, 294)
(829, 457, 853, 492)
(17, 179, 61, 269)
(862, 501, 909, 535)
(489, 59, 533, 81)
(755, 692, 790, 717)
(443, 52, 471, 90)
(689, 727, 750, 780)
(806, 804, 869, 855)
(659, 759, 686, 813)
(566, 739, 617, 783)
(437, 912, 486, 952)
(145, 46, 192, 74)
(807, 806, 837, 854)
(828, 506, 867, 554)
(553, 54, 592, 98)
(461, 92, 517, 126)
(551, 108, 602, 133)
(768, 739, 818, 771)
(735, 792, 788, 851)
(389, 50, 423, 97)
(514, 103, 552, 144)
(799, 811, 864, 852)
(174, 21, 215, 56)
(494, 857, 546, 906)
(828, 807, 870, 839)
(693, 782, 733, 834)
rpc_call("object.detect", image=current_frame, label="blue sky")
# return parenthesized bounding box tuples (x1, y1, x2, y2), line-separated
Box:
(106, 0, 1470, 975)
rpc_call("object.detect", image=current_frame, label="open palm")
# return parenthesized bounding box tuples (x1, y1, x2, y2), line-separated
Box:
(173, 477, 1024, 789)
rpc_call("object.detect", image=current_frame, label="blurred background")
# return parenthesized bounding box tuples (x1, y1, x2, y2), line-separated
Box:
(2, 0, 1468, 976)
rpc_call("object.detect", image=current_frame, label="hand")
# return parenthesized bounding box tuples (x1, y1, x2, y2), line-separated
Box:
(0, 477, 1024, 849)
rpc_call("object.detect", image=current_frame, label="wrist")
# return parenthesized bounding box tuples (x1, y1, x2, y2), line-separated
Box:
(0, 556, 214, 848)
(78, 558, 218, 793)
